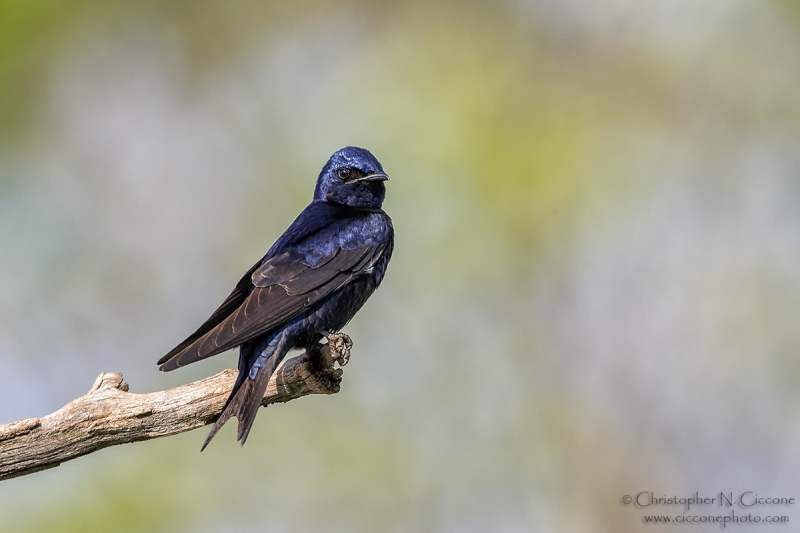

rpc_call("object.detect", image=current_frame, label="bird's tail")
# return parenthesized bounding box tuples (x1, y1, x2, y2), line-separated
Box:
(201, 332, 290, 451)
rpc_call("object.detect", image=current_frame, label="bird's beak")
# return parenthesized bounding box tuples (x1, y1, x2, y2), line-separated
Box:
(355, 172, 390, 183)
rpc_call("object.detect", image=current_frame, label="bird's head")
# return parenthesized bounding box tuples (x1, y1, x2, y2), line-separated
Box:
(314, 147, 389, 208)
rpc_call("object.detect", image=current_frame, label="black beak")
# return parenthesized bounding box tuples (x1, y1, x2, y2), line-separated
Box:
(355, 172, 390, 183)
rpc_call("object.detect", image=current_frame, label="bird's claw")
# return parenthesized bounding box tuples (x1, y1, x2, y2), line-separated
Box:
(326, 332, 353, 367)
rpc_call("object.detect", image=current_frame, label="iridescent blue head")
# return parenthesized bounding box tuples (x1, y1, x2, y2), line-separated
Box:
(314, 146, 389, 208)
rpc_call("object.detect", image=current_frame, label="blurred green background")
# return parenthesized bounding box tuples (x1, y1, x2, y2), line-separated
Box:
(2, 1, 800, 532)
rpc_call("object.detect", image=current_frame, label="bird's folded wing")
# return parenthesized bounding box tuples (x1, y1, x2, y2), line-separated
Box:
(156, 258, 265, 366)
(158, 245, 382, 371)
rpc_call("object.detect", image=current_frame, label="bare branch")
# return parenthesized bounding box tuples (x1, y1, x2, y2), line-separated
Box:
(0, 337, 349, 481)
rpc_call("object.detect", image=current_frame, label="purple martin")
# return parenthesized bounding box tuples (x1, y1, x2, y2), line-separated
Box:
(157, 147, 393, 449)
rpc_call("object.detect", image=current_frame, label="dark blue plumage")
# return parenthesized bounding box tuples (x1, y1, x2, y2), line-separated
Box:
(157, 147, 393, 448)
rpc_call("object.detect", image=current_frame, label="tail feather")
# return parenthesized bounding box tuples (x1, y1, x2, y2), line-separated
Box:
(200, 331, 290, 451)
(235, 366, 273, 444)
(201, 379, 249, 451)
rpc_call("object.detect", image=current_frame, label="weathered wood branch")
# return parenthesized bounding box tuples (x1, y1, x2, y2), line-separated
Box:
(0, 336, 352, 481)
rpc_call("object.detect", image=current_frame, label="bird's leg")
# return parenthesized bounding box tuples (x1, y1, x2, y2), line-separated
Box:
(322, 331, 353, 367)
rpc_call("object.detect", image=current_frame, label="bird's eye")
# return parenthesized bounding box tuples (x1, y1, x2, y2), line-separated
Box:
(337, 168, 351, 180)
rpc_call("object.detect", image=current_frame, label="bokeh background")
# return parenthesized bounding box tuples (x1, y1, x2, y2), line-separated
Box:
(2, 1, 800, 531)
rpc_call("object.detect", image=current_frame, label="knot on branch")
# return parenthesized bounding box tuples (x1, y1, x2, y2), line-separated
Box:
(89, 372, 129, 393)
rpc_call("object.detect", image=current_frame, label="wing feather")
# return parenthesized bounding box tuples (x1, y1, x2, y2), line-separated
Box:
(158, 244, 383, 371)
(156, 257, 264, 366)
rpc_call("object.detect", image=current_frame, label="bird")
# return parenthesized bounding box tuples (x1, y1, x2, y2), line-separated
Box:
(157, 146, 393, 450)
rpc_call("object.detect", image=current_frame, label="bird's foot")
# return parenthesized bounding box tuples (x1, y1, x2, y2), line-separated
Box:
(325, 332, 353, 367)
